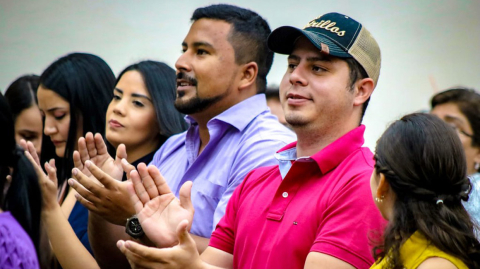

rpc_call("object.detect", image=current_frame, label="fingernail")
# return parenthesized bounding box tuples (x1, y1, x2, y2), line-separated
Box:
(85, 160, 91, 167)
(68, 178, 74, 186)
(72, 168, 78, 176)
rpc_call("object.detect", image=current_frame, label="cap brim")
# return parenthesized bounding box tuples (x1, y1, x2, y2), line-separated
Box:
(268, 26, 351, 58)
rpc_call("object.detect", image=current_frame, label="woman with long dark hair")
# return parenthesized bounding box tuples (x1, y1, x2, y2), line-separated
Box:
(370, 113, 480, 269)
(0, 93, 41, 268)
(105, 60, 187, 170)
(26, 52, 115, 256)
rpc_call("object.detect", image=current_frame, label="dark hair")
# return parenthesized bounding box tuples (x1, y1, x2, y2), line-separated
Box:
(0, 93, 42, 257)
(265, 86, 280, 101)
(116, 61, 187, 139)
(431, 87, 480, 149)
(4, 74, 40, 119)
(345, 58, 369, 122)
(39, 53, 115, 184)
(373, 113, 480, 269)
(191, 4, 273, 93)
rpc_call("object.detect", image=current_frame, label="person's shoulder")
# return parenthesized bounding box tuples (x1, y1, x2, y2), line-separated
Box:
(416, 257, 462, 269)
(337, 146, 374, 173)
(0, 212, 39, 268)
(341, 146, 374, 172)
(231, 164, 281, 200)
(242, 165, 280, 185)
(330, 147, 375, 192)
(242, 112, 296, 142)
(151, 131, 188, 165)
(357, 146, 374, 164)
(156, 131, 188, 153)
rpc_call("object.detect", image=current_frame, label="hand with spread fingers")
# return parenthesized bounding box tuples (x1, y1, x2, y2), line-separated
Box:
(69, 158, 137, 225)
(21, 139, 59, 212)
(22, 140, 102, 269)
(117, 220, 206, 269)
(127, 164, 194, 248)
(73, 132, 126, 181)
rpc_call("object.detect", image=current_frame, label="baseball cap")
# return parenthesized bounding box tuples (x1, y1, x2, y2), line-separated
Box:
(268, 12, 381, 86)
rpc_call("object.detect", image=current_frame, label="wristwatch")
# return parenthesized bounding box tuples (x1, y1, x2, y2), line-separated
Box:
(125, 215, 145, 239)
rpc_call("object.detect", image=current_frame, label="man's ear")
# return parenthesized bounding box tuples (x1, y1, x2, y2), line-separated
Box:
(238, 62, 258, 91)
(376, 173, 391, 199)
(353, 78, 375, 107)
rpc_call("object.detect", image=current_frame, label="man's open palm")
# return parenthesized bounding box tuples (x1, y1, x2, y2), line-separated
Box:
(128, 164, 194, 248)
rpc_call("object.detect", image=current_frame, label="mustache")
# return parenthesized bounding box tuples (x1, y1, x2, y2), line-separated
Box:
(177, 72, 198, 86)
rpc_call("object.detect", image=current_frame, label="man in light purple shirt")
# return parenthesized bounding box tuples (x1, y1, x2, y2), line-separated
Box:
(149, 4, 295, 250)
(68, 3, 294, 268)
(151, 93, 294, 240)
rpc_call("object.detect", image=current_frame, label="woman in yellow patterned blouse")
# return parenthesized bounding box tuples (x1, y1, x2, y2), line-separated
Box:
(370, 113, 480, 269)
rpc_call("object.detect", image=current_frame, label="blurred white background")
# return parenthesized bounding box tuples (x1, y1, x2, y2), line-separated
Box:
(1, 0, 479, 149)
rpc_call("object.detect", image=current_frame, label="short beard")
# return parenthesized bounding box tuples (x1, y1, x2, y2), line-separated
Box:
(285, 114, 309, 128)
(174, 93, 226, 115)
(174, 71, 233, 115)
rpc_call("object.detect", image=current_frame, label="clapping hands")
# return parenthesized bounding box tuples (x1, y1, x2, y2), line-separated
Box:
(127, 163, 194, 248)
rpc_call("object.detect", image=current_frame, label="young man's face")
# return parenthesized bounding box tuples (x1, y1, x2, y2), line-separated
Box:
(279, 36, 355, 131)
(174, 18, 240, 116)
(431, 102, 480, 175)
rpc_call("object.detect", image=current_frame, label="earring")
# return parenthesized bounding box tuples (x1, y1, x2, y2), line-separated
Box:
(475, 162, 480, 171)
(375, 195, 384, 203)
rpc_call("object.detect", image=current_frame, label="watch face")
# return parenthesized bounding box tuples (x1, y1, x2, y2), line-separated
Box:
(128, 218, 142, 233)
(126, 216, 144, 238)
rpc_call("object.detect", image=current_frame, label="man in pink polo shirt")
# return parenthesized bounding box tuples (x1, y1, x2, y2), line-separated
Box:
(117, 12, 385, 269)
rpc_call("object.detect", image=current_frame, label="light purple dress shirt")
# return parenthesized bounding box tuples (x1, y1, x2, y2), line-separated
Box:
(150, 94, 296, 238)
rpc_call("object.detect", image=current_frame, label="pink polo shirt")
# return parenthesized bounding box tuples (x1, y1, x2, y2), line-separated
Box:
(209, 125, 385, 269)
